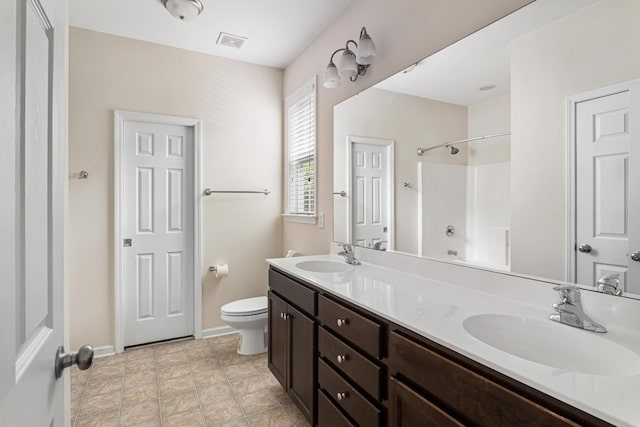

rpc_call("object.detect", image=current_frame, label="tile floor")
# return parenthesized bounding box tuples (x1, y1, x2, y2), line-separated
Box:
(71, 334, 311, 427)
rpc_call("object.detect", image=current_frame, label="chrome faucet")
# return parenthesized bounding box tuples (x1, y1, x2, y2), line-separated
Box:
(372, 241, 387, 251)
(597, 273, 622, 296)
(337, 243, 361, 265)
(549, 285, 606, 333)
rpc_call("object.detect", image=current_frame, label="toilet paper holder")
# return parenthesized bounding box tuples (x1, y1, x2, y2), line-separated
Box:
(208, 264, 229, 278)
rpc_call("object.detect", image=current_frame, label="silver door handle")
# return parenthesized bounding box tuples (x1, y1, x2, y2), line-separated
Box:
(55, 345, 94, 379)
(578, 244, 592, 253)
(631, 251, 640, 262)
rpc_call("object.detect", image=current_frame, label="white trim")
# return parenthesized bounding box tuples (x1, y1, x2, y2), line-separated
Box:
(565, 78, 640, 282)
(281, 214, 317, 224)
(201, 326, 237, 339)
(113, 110, 203, 353)
(346, 135, 396, 250)
(92, 345, 116, 359)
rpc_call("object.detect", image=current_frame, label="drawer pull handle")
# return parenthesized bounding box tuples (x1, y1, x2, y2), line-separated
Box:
(336, 318, 348, 327)
(280, 312, 285, 319)
(336, 354, 347, 364)
(336, 392, 347, 401)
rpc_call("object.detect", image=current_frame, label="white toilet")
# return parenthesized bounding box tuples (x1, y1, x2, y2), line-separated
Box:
(220, 296, 268, 355)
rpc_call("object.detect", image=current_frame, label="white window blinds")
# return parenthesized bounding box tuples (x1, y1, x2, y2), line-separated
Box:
(286, 77, 316, 216)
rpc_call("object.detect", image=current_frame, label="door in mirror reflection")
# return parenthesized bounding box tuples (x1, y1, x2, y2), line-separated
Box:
(350, 136, 394, 251)
(574, 85, 640, 294)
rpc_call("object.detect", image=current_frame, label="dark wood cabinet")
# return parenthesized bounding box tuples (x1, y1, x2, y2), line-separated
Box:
(268, 271, 317, 424)
(389, 376, 463, 427)
(267, 291, 287, 387)
(268, 266, 611, 427)
(287, 303, 315, 417)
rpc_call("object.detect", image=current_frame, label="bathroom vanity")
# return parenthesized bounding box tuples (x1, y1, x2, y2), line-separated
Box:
(267, 254, 640, 427)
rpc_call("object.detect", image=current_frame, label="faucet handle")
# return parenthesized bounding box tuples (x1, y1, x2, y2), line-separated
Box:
(552, 284, 581, 303)
(337, 242, 353, 251)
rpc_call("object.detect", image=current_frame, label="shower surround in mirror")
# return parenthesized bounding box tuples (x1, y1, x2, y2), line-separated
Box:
(333, 0, 640, 298)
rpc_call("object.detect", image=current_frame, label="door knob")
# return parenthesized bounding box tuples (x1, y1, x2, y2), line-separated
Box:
(55, 345, 94, 379)
(631, 251, 640, 262)
(578, 244, 592, 253)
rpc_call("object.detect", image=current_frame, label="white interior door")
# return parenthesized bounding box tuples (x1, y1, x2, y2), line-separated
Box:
(575, 90, 635, 291)
(1, 0, 71, 425)
(350, 137, 394, 250)
(123, 120, 195, 347)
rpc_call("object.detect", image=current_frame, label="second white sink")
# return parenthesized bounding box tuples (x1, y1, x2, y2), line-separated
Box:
(295, 260, 353, 273)
(463, 314, 640, 376)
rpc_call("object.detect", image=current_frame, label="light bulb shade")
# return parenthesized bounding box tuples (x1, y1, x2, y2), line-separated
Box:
(163, 0, 204, 21)
(338, 49, 358, 79)
(323, 62, 341, 88)
(356, 28, 376, 65)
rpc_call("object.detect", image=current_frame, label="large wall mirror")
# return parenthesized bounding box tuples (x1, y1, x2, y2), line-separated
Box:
(333, 0, 640, 299)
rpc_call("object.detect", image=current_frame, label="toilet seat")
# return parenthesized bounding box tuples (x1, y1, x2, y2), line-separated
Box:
(221, 296, 268, 317)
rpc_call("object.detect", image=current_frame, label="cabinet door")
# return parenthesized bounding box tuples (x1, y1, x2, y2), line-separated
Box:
(287, 303, 316, 423)
(389, 376, 463, 427)
(268, 291, 287, 388)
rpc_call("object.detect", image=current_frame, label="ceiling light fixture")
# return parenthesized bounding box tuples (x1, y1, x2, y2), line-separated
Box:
(323, 27, 376, 88)
(163, 0, 204, 21)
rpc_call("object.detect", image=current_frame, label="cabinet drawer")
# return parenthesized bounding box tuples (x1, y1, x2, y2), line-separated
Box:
(318, 389, 354, 427)
(318, 294, 383, 358)
(388, 332, 580, 427)
(389, 376, 463, 427)
(318, 358, 382, 427)
(318, 327, 383, 400)
(269, 268, 316, 316)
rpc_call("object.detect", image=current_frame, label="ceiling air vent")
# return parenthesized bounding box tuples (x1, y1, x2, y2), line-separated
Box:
(216, 32, 247, 49)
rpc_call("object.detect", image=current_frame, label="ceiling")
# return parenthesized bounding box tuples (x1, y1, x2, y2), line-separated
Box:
(375, 0, 600, 106)
(69, 0, 353, 69)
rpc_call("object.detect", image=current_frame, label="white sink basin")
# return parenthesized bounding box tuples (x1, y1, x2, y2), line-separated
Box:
(463, 314, 640, 376)
(295, 260, 353, 273)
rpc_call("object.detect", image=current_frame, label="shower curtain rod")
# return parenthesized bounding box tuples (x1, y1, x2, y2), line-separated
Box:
(416, 132, 511, 156)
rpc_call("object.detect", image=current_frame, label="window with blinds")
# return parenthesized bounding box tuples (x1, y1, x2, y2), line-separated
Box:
(285, 77, 316, 219)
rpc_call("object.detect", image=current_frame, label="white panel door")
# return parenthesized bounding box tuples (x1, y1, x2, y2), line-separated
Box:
(576, 90, 636, 292)
(0, 0, 70, 425)
(123, 121, 194, 346)
(351, 138, 393, 250)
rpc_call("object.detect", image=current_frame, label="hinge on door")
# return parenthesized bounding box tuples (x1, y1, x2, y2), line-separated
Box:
(123, 239, 132, 247)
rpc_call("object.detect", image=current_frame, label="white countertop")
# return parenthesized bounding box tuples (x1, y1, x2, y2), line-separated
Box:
(266, 254, 640, 427)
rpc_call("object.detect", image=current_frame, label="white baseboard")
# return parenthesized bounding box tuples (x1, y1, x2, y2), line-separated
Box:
(93, 345, 116, 358)
(201, 326, 237, 339)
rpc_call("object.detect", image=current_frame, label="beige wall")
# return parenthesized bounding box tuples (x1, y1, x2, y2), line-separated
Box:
(68, 28, 283, 349)
(333, 88, 467, 254)
(510, 0, 640, 280)
(282, 0, 533, 255)
(467, 95, 510, 165)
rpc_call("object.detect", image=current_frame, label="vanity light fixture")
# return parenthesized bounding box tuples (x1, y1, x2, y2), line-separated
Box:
(323, 27, 376, 88)
(162, 0, 204, 21)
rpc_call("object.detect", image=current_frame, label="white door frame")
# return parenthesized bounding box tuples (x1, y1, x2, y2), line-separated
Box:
(114, 110, 202, 353)
(566, 78, 640, 282)
(346, 135, 395, 250)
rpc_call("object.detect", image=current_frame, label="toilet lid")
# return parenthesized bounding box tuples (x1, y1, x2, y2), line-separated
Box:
(221, 296, 268, 316)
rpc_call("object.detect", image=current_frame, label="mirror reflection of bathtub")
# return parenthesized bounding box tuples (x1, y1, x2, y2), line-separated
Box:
(333, 0, 640, 298)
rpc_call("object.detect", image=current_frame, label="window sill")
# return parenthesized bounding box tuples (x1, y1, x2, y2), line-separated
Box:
(281, 214, 317, 225)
